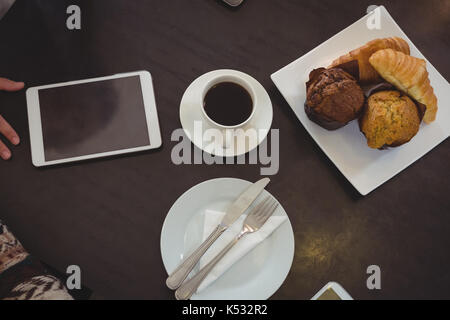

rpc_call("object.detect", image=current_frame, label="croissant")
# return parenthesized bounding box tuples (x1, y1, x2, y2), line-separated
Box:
(369, 49, 438, 123)
(330, 37, 410, 83)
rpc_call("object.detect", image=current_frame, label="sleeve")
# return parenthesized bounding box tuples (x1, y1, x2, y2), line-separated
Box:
(0, 220, 73, 300)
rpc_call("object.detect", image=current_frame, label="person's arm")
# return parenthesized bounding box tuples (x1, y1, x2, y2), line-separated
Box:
(0, 77, 24, 160)
(0, 221, 73, 300)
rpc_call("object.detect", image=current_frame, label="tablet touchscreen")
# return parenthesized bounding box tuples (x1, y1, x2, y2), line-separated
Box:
(38, 76, 150, 161)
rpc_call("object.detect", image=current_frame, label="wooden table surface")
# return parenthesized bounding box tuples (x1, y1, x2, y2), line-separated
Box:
(0, 0, 449, 299)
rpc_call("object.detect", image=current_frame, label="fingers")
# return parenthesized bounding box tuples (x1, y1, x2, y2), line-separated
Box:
(0, 78, 25, 92)
(0, 139, 11, 160)
(0, 115, 20, 146)
(0, 78, 23, 161)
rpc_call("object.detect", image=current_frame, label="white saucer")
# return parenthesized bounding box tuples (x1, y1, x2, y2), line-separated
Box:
(179, 70, 273, 157)
(160, 178, 295, 300)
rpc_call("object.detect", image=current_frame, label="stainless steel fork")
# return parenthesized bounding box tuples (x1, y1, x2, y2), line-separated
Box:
(175, 196, 279, 300)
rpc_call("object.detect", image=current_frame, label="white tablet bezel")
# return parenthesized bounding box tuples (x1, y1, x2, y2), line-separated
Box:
(311, 282, 353, 300)
(26, 71, 162, 167)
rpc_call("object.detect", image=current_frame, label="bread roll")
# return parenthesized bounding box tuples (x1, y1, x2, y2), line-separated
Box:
(369, 49, 437, 123)
(330, 37, 410, 83)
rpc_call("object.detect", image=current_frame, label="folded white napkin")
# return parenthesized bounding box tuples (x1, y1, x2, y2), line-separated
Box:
(196, 209, 287, 292)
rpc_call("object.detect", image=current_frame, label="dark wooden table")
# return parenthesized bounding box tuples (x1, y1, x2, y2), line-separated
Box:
(0, 0, 449, 300)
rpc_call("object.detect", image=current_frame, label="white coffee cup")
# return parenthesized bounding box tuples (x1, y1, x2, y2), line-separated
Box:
(200, 74, 257, 148)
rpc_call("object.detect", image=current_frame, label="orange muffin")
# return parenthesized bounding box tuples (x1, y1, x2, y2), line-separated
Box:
(360, 90, 420, 149)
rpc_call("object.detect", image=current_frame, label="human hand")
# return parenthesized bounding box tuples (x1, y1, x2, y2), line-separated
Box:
(0, 78, 24, 160)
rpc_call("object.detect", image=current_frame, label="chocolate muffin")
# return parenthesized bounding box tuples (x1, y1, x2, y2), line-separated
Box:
(305, 67, 365, 130)
(360, 90, 421, 149)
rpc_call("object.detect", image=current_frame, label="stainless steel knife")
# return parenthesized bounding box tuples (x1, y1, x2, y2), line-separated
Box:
(166, 177, 270, 290)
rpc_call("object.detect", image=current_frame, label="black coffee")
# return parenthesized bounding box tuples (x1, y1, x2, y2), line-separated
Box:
(203, 82, 253, 126)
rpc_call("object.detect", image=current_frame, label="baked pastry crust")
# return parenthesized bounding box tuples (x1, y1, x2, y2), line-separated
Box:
(330, 37, 410, 84)
(369, 48, 438, 123)
(360, 90, 420, 149)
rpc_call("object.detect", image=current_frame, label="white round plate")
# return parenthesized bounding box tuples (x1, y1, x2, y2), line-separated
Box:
(179, 70, 273, 157)
(161, 178, 295, 300)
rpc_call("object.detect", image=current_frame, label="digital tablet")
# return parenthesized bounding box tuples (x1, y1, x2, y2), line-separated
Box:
(26, 71, 162, 167)
(311, 282, 353, 300)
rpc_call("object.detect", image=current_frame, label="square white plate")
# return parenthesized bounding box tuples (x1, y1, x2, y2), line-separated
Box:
(271, 6, 450, 195)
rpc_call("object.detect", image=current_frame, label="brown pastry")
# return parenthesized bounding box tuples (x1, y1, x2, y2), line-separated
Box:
(360, 90, 421, 149)
(369, 48, 438, 123)
(305, 67, 365, 130)
(330, 37, 410, 84)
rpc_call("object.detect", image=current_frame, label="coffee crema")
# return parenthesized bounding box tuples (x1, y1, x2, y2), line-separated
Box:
(203, 82, 253, 126)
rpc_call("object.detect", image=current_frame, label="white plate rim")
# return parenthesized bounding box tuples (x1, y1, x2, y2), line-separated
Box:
(160, 177, 295, 300)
